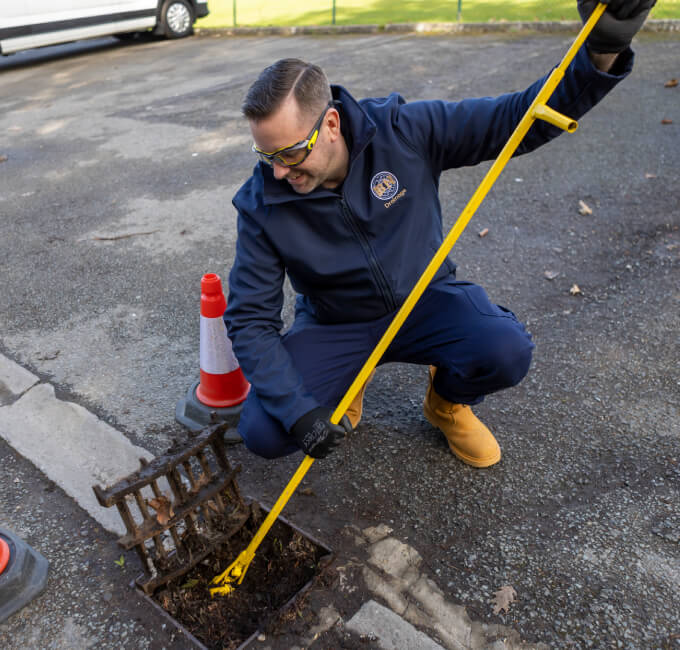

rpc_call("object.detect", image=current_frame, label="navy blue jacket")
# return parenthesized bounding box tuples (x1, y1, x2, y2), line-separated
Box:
(226, 45, 633, 431)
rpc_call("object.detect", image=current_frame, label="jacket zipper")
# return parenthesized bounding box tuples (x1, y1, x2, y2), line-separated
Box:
(340, 195, 398, 313)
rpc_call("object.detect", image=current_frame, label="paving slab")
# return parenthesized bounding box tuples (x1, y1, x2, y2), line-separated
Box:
(347, 599, 445, 650)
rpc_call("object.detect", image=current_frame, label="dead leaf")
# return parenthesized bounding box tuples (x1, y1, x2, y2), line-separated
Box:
(148, 495, 174, 526)
(570, 284, 582, 296)
(478, 228, 489, 238)
(661, 118, 674, 125)
(664, 78, 678, 88)
(0, 155, 7, 163)
(578, 200, 593, 216)
(645, 173, 657, 179)
(300, 487, 316, 496)
(181, 578, 199, 590)
(493, 585, 517, 615)
(544, 270, 560, 280)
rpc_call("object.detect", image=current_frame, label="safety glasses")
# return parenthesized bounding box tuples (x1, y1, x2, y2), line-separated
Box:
(252, 101, 334, 168)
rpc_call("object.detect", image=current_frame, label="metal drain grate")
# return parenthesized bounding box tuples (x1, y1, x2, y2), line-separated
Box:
(93, 423, 251, 594)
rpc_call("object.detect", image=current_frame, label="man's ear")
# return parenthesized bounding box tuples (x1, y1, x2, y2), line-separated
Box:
(326, 108, 341, 142)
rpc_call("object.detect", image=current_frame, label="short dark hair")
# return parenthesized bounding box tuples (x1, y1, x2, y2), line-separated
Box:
(242, 58, 331, 122)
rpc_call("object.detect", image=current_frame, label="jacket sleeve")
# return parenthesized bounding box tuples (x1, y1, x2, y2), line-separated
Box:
(224, 206, 319, 431)
(394, 44, 634, 173)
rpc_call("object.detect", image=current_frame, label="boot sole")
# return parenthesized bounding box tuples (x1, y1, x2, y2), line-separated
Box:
(423, 405, 501, 468)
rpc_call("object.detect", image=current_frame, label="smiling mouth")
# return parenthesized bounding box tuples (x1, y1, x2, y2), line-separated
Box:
(288, 172, 303, 182)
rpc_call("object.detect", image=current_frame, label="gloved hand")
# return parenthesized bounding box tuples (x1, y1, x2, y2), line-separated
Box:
(578, 0, 657, 53)
(290, 407, 351, 459)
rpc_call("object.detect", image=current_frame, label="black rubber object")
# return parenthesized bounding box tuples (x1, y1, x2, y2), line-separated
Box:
(0, 527, 49, 624)
(175, 380, 244, 439)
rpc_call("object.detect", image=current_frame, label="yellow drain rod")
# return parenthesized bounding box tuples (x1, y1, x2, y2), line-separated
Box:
(210, 2, 607, 596)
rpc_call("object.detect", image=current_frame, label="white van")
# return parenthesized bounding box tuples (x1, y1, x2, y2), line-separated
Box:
(0, 1, 209, 55)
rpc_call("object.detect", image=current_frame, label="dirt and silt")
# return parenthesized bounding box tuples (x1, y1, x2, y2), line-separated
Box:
(153, 505, 330, 649)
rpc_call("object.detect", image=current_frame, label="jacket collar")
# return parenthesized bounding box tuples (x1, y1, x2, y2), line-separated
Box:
(260, 85, 377, 206)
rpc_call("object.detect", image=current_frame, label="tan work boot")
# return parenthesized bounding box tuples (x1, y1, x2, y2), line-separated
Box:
(345, 370, 375, 429)
(423, 366, 501, 467)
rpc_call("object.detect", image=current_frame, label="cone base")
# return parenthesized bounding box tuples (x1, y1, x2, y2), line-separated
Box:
(196, 368, 250, 408)
(175, 381, 245, 436)
(0, 528, 49, 624)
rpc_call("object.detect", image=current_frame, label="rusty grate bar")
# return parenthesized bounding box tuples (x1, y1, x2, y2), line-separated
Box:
(93, 423, 251, 594)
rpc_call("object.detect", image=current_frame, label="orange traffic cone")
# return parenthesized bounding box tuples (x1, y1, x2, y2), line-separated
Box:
(175, 273, 250, 434)
(0, 527, 49, 623)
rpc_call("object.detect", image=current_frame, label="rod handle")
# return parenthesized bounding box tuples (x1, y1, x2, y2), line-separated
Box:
(532, 103, 578, 133)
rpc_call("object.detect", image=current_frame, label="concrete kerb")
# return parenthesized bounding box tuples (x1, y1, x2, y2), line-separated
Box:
(196, 19, 680, 38)
(0, 353, 157, 536)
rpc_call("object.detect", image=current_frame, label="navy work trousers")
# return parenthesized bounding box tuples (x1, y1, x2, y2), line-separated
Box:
(238, 279, 534, 458)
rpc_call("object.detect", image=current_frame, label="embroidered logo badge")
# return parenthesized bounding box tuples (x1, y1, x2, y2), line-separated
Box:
(370, 171, 399, 201)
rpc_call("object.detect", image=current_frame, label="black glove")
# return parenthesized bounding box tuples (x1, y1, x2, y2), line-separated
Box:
(578, 0, 657, 53)
(290, 407, 351, 459)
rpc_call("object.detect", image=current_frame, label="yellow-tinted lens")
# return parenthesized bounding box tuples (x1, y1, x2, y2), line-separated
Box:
(276, 146, 309, 166)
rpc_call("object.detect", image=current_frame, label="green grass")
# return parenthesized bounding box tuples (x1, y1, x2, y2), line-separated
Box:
(197, 0, 680, 29)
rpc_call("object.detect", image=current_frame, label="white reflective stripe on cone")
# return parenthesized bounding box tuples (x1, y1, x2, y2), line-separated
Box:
(199, 315, 240, 375)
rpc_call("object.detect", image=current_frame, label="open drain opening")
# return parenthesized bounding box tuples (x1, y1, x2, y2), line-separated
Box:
(94, 423, 331, 649)
(152, 507, 328, 649)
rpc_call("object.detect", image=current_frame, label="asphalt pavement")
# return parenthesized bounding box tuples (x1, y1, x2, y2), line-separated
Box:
(0, 29, 678, 649)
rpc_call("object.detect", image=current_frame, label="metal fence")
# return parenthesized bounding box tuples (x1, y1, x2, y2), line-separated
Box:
(228, 0, 464, 27)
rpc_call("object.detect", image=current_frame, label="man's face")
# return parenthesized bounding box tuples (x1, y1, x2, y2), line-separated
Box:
(249, 96, 342, 194)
